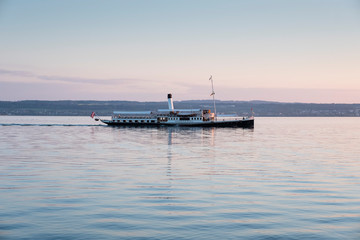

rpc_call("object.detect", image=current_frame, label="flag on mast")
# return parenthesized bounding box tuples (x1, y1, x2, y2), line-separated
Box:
(90, 112, 95, 118)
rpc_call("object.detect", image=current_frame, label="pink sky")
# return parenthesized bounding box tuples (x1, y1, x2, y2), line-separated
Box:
(0, 1, 359, 103)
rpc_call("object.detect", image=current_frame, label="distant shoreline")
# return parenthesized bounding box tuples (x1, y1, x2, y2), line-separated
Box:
(1, 100, 360, 117)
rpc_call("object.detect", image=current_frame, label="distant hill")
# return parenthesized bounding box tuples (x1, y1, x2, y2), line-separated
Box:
(1, 100, 360, 117)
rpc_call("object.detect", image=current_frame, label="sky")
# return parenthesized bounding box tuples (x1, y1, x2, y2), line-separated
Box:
(0, 0, 359, 103)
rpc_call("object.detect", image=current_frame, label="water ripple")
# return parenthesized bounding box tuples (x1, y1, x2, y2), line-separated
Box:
(1, 117, 360, 239)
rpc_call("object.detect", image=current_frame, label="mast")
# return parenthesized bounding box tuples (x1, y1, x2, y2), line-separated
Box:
(209, 75, 217, 116)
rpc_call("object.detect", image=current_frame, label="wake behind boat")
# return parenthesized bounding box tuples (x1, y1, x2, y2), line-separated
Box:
(92, 93, 254, 128)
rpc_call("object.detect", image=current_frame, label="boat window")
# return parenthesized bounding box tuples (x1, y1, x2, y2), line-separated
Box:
(129, 120, 132, 123)
(180, 117, 190, 121)
(151, 120, 155, 123)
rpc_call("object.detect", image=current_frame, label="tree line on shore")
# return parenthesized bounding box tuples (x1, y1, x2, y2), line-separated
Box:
(1, 100, 360, 117)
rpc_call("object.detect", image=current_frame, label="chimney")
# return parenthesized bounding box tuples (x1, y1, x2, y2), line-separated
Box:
(167, 93, 174, 111)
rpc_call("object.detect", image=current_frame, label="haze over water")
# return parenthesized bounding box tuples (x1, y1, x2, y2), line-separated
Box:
(1, 116, 360, 239)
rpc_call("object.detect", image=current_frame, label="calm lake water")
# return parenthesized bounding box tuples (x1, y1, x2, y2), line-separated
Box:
(1, 116, 360, 240)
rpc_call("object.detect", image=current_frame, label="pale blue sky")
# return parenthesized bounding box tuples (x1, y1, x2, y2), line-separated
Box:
(0, 0, 359, 102)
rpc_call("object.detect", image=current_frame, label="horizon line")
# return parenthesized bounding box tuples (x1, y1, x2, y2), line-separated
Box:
(1, 99, 360, 105)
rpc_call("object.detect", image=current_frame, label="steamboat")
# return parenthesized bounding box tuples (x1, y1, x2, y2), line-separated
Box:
(92, 76, 254, 128)
(92, 93, 254, 128)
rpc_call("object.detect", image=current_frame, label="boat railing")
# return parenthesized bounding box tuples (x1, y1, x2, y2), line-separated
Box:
(112, 115, 154, 119)
(215, 116, 247, 121)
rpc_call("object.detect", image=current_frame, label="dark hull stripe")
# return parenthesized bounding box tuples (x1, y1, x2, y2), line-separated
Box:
(102, 119, 254, 128)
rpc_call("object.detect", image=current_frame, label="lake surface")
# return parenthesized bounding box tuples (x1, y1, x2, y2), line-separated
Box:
(1, 116, 360, 239)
